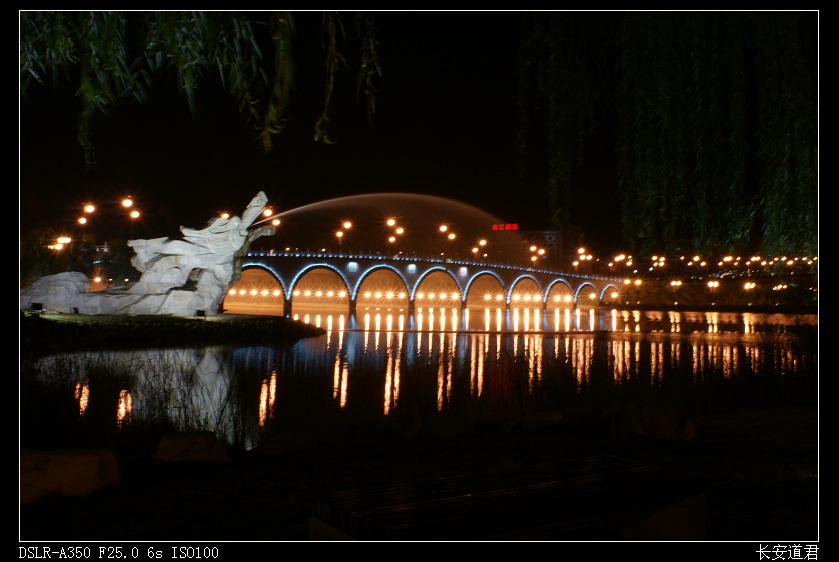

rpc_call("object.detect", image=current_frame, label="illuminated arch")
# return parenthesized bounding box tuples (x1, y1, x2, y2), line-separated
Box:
(462, 270, 506, 305)
(412, 266, 461, 301)
(508, 274, 542, 306)
(289, 263, 352, 298)
(223, 266, 286, 313)
(545, 278, 574, 307)
(599, 283, 623, 302)
(236, 265, 286, 294)
(575, 281, 600, 304)
(353, 263, 411, 301)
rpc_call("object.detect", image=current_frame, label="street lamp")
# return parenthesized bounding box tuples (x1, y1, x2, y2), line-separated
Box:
(78, 203, 95, 225)
(336, 221, 351, 252)
(251, 208, 281, 227)
(50, 236, 72, 250)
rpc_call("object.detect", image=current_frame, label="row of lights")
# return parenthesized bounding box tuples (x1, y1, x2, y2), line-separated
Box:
(610, 252, 817, 271)
(58, 198, 279, 251)
(51, 198, 141, 249)
(47, 236, 73, 250)
(67, 198, 817, 274)
(77, 198, 141, 225)
(572, 247, 593, 267)
(229, 288, 615, 303)
(668, 279, 773, 290)
(333, 218, 494, 256)
(222, 207, 280, 227)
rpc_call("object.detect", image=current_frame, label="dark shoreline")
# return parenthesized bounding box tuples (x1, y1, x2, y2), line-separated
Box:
(19, 312, 326, 358)
(19, 404, 818, 542)
(608, 303, 817, 315)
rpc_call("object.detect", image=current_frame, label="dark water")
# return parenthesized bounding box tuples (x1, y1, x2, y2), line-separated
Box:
(22, 307, 818, 452)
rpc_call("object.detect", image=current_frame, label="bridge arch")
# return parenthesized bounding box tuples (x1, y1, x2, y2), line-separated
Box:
(354, 264, 411, 311)
(289, 264, 351, 298)
(575, 281, 601, 306)
(545, 278, 575, 308)
(508, 274, 543, 308)
(237, 264, 287, 294)
(413, 266, 461, 302)
(463, 270, 506, 307)
(241, 252, 626, 317)
(224, 265, 286, 314)
(598, 282, 623, 303)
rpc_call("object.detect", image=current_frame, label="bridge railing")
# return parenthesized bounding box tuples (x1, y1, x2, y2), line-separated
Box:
(246, 249, 622, 282)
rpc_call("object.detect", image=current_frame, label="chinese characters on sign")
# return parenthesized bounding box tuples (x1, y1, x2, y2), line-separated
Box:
(492, 223, 518, 231)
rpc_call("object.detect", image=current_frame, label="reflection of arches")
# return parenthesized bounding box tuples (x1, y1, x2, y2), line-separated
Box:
(223, 267, 285, 315)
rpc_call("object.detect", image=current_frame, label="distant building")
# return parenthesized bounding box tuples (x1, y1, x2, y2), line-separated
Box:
(481, 222, 585, 268)
(520, 226, 584, 267)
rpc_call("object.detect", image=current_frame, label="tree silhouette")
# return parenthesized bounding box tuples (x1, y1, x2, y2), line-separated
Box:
(518, 11, 817, 257)
(20, 11, 382, 170)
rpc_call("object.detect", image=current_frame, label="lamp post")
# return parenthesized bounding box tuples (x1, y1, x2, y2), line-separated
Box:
(335, 221, 351, 253)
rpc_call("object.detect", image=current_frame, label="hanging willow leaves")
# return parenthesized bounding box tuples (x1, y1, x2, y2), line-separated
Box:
(20, 12, 80, 89)
(519, 11, 816, 258)
(20, 12, 150, 170)
(519, 12, 617, 230)
(20, 11, 382, 164)
(751, 12, 818, 257)
(356, 12, 382, 127)
(257, 11, 295, 152)
(313, 12, 348, 144)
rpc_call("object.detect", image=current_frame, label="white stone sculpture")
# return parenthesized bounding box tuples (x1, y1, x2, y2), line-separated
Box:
(19, 271, 90, 312)
(20, 192, 276, 317)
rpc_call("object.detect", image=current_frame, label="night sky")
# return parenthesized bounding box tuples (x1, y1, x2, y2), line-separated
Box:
(21, 12, 596, 253)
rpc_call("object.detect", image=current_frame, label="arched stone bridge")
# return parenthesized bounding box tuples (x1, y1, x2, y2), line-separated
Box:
(240, 250, 624, 316)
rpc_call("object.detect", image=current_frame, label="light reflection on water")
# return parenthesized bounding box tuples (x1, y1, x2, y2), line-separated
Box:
(29, 307, 817, 451)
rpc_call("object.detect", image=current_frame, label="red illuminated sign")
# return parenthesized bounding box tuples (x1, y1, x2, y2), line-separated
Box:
(492, 223, 519, 231)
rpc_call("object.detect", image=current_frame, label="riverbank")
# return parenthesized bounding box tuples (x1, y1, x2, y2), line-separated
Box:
(607, 302, 818, 316)
(19, 402, 817, 542)
(19, 312, 325, 358)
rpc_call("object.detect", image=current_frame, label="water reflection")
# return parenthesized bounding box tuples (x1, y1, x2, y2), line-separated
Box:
(27, 307, 817, 451)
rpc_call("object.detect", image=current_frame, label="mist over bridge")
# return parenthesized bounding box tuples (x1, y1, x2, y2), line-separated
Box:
(233, 250, 624, 317)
